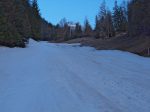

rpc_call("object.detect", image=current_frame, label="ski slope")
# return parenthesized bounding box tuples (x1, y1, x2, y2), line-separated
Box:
(0, 39, 150, 112)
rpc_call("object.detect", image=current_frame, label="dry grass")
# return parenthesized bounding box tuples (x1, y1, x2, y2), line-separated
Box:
(64, 34, 150, 57)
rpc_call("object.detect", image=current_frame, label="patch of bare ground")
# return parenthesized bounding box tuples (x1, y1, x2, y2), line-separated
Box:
(64, 34, 150, 57)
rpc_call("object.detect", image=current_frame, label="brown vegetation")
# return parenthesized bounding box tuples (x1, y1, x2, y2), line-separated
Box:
(65, 34, 150, 57)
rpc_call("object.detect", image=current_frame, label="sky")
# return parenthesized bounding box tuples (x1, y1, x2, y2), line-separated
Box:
(38, 0, 124, 27)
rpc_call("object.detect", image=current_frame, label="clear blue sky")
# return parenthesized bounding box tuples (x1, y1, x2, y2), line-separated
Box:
(38, 0, 124, 27)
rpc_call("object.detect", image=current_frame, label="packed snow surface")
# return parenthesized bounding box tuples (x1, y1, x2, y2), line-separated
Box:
(0, 39, 150, 112)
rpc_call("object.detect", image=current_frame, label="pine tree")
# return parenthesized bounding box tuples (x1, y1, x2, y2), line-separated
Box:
(84, 18, 93, 37)
(98, 0, 107, 20)
(105, 11, 115, 38)
(98, 0, 108, 38)
(74, 23, 83, 38)
(30, 0, 42, 40)
(128, 0, 150, 36)
(0, 0, 25, 47)
(95, 0, 115, 38)
(113, 0, 127, 33)
(32, 0, 40, 17)
(94, 15, 100, 38)
(0, 0, 54, 47)
(13, 0, 31, 38)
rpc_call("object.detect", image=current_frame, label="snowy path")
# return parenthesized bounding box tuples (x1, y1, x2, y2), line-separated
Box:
(0, 40, 150, 112)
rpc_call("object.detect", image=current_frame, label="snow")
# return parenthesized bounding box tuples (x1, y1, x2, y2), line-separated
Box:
(0, 39, 150, 112)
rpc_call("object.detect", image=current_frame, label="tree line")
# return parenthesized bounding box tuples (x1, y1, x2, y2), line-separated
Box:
(0, 0, 53, 47)
(54, 0, 150, 40)
(0, 0, 150, 47)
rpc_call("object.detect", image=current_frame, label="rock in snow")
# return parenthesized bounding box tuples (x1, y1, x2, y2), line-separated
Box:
(0, 39, 150, 112)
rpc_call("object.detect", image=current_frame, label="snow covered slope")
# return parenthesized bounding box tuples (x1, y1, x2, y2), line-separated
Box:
(0, 39, 150, 112)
